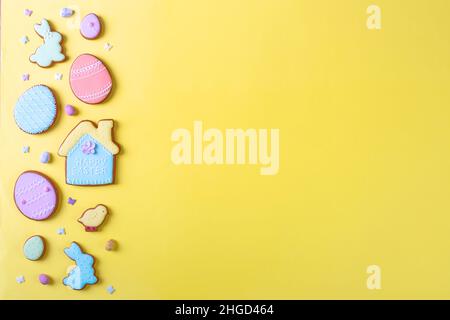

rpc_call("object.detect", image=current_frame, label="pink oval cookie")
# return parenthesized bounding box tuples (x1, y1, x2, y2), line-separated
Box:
(80, 13, 102, 39)
(70, 54, 113, 104)
(14, 171, 58, 221)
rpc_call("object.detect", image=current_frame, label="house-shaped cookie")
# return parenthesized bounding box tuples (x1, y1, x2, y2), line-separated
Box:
(58, 120, 120, 186)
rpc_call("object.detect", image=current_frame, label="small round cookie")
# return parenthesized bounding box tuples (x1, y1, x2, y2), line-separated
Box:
(70, 54, 113, 104)
(14, 85, 57, 135)
(14, 171, 58, 221)
(80, 13, 102, 39)
(23, 236, 46, 261)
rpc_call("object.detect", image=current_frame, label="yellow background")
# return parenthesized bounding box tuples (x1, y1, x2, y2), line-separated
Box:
(1, 0, 450, 300)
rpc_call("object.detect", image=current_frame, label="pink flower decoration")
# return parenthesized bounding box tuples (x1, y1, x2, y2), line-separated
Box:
(82, 140, 96, 155)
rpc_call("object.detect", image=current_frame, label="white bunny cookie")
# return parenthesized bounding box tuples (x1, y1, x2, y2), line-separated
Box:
(30, 19, 65, 68)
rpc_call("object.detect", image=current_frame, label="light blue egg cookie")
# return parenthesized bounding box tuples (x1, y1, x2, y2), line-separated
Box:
(23, 236, 45, 261)
(14, 85, 57, 134)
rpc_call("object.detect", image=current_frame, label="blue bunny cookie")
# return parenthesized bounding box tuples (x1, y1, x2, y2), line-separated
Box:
(63, 242, 98, 290)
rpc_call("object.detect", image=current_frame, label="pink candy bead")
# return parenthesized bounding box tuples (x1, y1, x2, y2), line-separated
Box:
(39, 274, 50, 285)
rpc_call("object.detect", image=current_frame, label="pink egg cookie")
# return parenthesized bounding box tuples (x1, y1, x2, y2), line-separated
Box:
(14, 171, 58, 221)
(80, 13, 102, 40)
(70, 54, 113, 104)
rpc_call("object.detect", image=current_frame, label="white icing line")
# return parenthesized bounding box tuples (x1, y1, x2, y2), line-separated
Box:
(77, 83, 112, 100)
(71, 60, 102, 76)
(70, 66, 107, 81)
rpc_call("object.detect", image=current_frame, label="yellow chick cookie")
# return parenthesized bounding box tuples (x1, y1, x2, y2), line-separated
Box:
(78, 205, 109, 232)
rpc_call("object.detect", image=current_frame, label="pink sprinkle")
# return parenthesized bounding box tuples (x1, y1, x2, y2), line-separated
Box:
(65, 105, 76, 116)
(24, 9, 33, 17)
(39, 274, 50, 285)
(44, 186, 51, 192)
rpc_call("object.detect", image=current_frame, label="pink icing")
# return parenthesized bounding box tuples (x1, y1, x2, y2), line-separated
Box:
(80, 13, 101, 39)
(70, 54, 112, 104)
(14, 172, 58, 221)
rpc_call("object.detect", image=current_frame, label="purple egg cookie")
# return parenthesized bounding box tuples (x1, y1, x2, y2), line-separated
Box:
(80, 13, 102, 40)
(14, 171, 58, 221)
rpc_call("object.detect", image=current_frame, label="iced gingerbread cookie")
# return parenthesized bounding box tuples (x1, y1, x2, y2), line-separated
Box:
(58, 120, 120, 186)
(30, 19, 65, 68)
(23, 235, 46, 261)
(63, 242, 98, 290)
(78, 205, 109, 232)
(14, 171, 58, 221)
(80, 13, 102, 39)
(14, 85, 58, 135)
(70, 54, 113, 104)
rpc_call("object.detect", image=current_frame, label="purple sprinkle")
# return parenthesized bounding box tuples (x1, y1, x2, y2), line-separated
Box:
(65, 105, 76, 116)
(60, 8, 74, 18)
(40, 152, 51, 164)
(68, 197, 77, 206)
(24, 9, 33, 17)
(39, 274, 50, 285)
(22, 74, 30, 81)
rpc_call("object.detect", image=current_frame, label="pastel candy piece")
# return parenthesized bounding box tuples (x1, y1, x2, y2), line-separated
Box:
(14, 171, 58, 221)
(105, 239, 117, 251)
(80, 14, 101, 39)
(23, 236, 45, 261)
(40, 151, 51, 163)
(60, 8, 74, 18)
(70, 54, 113, 104)
(39, 274, 50, 285)
(14, 85, 57, 135)
(65, 104, 76, 116)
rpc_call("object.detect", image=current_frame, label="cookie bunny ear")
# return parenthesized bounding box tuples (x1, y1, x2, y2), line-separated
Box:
(34, 19, 50, 37)
(64, 242, 82, 260)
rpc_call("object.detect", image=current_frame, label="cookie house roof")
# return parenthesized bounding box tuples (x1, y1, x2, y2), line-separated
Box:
(58, 120, 120, 156)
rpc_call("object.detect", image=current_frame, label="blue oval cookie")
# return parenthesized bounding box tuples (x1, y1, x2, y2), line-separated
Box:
(23, 235, 45, 261)
(14, 85, 57, 134)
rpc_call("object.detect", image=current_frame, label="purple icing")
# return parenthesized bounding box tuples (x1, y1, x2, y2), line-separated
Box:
(80, 13, 101, 39)
(82, 140, 96, 155)
(14, 172, 57, 221)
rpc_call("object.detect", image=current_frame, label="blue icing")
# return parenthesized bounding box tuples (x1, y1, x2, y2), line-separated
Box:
(63, 243, 97, 290)
(23, 236, 45, 261)
(66, 134, 114, 185)
(14, 85, 57, 134)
